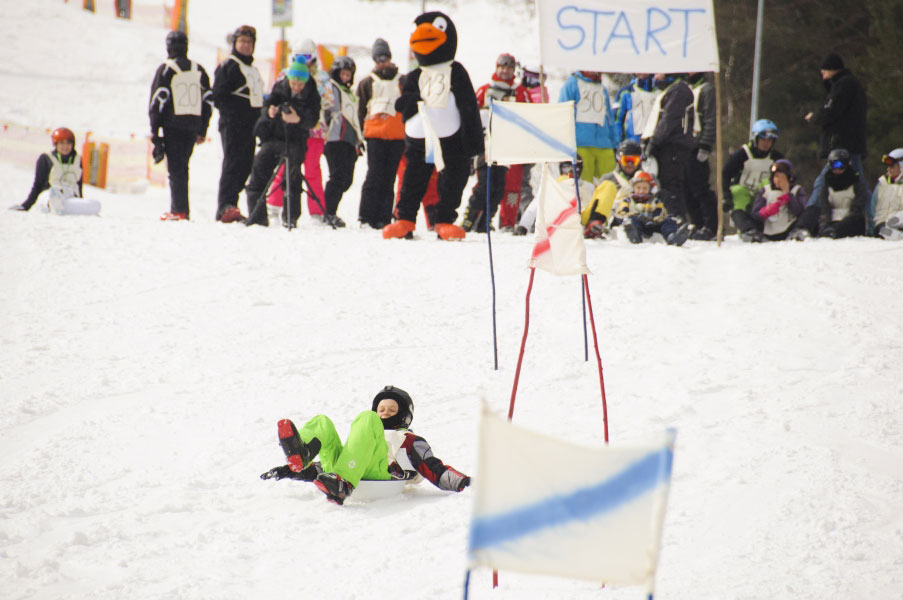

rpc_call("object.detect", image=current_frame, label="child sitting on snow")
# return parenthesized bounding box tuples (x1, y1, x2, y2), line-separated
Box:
(613, 171, 689, 246)
(260, 385, 470, 505)
(9, 127, 100, 215)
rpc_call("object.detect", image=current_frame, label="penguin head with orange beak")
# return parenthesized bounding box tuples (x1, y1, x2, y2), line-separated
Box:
(410, 11, 457, 66)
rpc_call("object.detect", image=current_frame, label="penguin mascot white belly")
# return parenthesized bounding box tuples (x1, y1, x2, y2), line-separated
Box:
(382, 11, 484, 241)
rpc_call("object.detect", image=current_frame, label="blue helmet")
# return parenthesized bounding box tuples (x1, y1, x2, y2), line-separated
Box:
(751, 119, 779, 141)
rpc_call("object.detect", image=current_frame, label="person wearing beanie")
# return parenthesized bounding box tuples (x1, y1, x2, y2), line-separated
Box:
(356, 39, 407, 229)
(260, 385, 471, 506)
(242, 54, 321, 228)
(460, 52, 531, 233)
(320, 56, 364, 228)
(211, 25, 265, 223)
(149, 30, 213, 221)
(804, 52, 868, 206)
(742, 159, 808, 242)
(280, 38, 330, 220)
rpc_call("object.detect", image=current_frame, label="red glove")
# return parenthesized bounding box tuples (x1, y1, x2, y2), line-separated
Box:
(759, 202, 781, 218)
(584, 219, 606, 239)
(776, 193, 791, 206)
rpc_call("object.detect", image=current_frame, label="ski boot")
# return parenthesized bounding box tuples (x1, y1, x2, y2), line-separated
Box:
(277, 419, 320, 473)
(435, 222, 467, 240)
(666, 223, 691, 246)
(314, 472, 355, 505)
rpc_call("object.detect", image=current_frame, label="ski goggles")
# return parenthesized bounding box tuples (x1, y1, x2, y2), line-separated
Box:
(619, 154, 642, 168)
(234, 25, 256, 40)
(496, 55, 516, 68)
(297, 52, 316, 65)
(756, 131, 778, 140)
(830, 159, 846, 169)
(373, 54, 391, 64)
(882, 154, 900, 166)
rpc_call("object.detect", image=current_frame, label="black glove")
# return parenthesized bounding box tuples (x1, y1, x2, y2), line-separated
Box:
(722, 197, 733, 212)
(457, 476, 471, 491)
(151, 136, 165, 164)
(260, 463, 321, 481)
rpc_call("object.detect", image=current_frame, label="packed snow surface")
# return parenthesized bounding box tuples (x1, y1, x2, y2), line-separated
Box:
(2, 1, 902, 598)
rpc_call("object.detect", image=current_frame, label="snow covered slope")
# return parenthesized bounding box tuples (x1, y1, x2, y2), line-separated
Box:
(2, 1, 902, 599)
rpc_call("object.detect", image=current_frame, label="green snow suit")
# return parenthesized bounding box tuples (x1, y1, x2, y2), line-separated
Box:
(297, 411, 391, 486)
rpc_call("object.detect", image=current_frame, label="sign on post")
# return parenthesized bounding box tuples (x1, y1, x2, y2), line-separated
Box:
(536, 0, 720, 73)
(272, 0, 293, 28)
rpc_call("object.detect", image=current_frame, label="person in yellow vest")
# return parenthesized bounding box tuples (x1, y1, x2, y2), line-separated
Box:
(148, 30, 212, 221)
(10, 128, 100, 215)
(356, 39, 406, 229)
(321, 56, 364, 228)
(212, 25, 264, 223)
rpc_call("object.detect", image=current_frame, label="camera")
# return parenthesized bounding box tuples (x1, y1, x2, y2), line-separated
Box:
(278, 102, 293, 114)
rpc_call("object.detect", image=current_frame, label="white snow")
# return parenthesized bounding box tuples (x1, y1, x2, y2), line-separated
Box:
(3, 1, 903, 598)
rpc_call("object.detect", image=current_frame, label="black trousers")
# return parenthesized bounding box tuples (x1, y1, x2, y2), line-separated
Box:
(655, 145, 692, 221)
(795, 205, 865, 238)
(245, 139, 306, 225)
(684, 151, 718, 230)
(396, 135, 471, 225)
(465, 162, 508, 228)
(358, 137, 405, 226)
(323, 142, 359, 216)
(162, 128, 196, 215)
(216, 120, 256, 219)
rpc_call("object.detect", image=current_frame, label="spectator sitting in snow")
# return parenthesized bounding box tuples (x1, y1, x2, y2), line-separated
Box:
(613, 171, 690, 246)
(742, 159, 808, 242)
(9, 127, 100, 216)
(870, 148, 903, 239)
(579, 139, 646, 239)
(515, 160, 594, 236)
(260, 385, 470, 505)
(789, 148, 869, 240)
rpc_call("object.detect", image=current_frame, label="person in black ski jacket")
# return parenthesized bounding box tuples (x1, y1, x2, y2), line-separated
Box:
(243, 56, 320, 228)
(804, 53, 868, 204)
(148, 30, 212, 221)
(261, 385, 470, 506)
(211, 25, 265, 223)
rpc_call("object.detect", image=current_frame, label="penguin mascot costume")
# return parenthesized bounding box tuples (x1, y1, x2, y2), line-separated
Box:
(382, 11, 484, 241)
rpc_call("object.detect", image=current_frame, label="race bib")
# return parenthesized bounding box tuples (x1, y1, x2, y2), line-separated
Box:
(166, 60, 203, 116)
(575, 78, 609, 128)
(419, 63, 452, 109)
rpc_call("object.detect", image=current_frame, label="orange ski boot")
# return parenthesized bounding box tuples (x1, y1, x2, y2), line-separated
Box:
(434, 222, 466, 241)
(382, 219, 416, 239)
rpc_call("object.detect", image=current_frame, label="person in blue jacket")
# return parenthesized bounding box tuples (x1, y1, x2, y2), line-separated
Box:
(559, 70, 619, 185)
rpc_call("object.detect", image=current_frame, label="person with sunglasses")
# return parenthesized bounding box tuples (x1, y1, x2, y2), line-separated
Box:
(356, 39, 406, 230)
(211, 25, 264, 223)
(788, 148, 869, 240)
(578, 139, 646, 238)
(870, 149, 903, 239)
(461, 53, 530, 233)
(721, 119, 784, 235)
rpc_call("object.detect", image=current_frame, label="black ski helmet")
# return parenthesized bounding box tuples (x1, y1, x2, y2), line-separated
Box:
(827, 148, 851, 170)
(165, 30, 188, 58)
(372, 385, 414, 430)
(616, 139, 643, 158)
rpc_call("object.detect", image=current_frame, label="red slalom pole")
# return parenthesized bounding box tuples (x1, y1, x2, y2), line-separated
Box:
(507, 267, 536, 420)
(494, 267, 536, 590)
(582, 273, 609, 444)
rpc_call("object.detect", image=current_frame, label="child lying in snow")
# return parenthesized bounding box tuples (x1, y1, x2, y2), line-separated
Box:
(261, 385, 470, 505)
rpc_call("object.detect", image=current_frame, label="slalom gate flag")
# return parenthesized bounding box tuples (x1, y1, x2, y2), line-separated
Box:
(529, 163, 588, 276)
(418, 100, 446, 172)
(536, 0, 720, 73)
(485, 101, 577, 165)
(468, 408, 676, 590)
